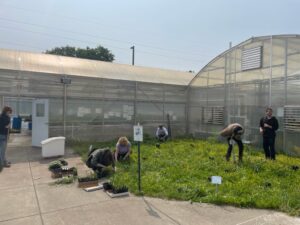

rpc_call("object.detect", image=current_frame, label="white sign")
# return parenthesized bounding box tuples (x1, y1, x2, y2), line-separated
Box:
(134, 125, 143, 142)
(277, 107, 284, 117)
(211, 176, 222, 184)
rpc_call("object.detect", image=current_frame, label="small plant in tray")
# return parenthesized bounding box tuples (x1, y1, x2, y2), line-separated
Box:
(78, 172, 99, 188)
(103, 182, 129, 197)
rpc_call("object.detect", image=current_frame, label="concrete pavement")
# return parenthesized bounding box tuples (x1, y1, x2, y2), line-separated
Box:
(0, 133, 299, 225)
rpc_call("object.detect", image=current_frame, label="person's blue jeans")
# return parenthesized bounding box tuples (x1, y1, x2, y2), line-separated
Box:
(0, 134, 8, 167)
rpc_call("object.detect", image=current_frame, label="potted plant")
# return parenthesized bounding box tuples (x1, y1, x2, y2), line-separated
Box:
(77, 173, 99, 188)
(48, 159, 71, 178)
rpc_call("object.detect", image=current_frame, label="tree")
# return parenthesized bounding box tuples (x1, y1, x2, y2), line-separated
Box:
(45, 45, 114, 62)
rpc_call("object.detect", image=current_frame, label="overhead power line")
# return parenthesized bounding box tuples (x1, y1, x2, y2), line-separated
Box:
(0, 3, 215, 57)
(0, 25, 207, 63)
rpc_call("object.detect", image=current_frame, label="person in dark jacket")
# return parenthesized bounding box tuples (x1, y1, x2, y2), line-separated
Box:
(259, 107, 279, 160)
(86, 147, 116, 177)
(220, 123, 244, 162)
(0, 106, 12, 171)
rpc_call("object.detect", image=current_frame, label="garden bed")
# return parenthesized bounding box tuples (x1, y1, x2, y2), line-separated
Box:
(71, 138, 300, 216)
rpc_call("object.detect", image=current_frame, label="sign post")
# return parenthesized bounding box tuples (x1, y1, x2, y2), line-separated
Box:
(211, 176, 222, 193)
(134, 123, 143, 193)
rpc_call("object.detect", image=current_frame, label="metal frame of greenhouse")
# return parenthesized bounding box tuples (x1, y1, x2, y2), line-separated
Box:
(188, 34, 300, 156)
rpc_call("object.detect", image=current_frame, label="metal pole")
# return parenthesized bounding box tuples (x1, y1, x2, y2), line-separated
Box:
(233, 48, 237, 120)
(131, 46, 135, 66)
(284, 39, 288, 154)
(134, 82, 137, 125)
(185, 87, 190, 135)
(269, 36, 273, 107)
(138, 141, 141, 192)
(162, 84, 165, 123)
(63, 83, 67, 136)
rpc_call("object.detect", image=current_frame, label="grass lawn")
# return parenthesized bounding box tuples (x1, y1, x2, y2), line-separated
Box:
(71, 138, 300, 216)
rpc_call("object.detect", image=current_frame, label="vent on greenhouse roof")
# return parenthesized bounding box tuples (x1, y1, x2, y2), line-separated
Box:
(284, 106, 300, 132)
(241, 46, 263, 71)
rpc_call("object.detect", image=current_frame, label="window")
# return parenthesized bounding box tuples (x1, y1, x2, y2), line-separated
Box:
(36, 103, 45, 117)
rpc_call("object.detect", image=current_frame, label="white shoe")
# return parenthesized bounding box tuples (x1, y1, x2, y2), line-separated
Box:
(89, 145, 93, 151)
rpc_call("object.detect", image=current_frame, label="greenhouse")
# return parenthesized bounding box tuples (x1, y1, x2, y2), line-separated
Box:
(0, 34, 300, 156)
(0, 48, 193, 145)
(188, 34, 300, 156)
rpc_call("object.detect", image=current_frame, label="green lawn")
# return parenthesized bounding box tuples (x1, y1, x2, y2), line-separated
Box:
(71, 138, 300, 216)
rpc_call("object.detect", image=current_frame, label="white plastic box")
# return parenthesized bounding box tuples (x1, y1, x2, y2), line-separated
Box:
(41, 137, 65, 158)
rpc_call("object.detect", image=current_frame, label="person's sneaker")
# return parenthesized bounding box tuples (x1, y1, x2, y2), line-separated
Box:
(89, 145, 93, 152)
(3, 161, 11, 167)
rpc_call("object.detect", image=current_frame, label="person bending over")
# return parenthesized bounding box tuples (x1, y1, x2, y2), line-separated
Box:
(156, 125, 168, 142)
(86, 147, 115, 177)
(220, 123, 244, 162)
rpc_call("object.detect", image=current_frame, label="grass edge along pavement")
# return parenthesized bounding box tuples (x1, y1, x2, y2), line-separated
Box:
(70, 138, 300, 216)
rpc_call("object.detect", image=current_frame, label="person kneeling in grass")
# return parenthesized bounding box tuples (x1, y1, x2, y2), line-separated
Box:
(115, 136, 131, 162)
(220, 123, 244, 162)
(156, 125, 168, 142)
(86, 147, 116, 178)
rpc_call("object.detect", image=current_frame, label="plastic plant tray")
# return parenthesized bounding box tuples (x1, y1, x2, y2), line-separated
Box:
(106, 191, 129, 198)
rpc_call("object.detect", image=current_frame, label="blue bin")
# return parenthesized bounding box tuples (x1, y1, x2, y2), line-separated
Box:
(12, 117, 22, 130)
(28, 122, 32, 130)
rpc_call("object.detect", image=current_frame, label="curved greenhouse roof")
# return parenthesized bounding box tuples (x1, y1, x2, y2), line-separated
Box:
(0, 48, 195, 86)
(189, 34, 300, 87)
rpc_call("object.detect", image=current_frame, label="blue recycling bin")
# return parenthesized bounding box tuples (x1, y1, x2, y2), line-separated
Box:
(12, 117, 22, 130)
(28, 122, 32, 130)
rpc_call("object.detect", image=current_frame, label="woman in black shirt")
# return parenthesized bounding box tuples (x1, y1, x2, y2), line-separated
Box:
(0, 106, 12, 170)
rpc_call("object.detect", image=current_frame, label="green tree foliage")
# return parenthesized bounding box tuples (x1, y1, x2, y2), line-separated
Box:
(45, 45, 114, 62)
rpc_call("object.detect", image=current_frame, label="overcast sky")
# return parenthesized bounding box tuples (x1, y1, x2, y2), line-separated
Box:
(0, 0, 299, 72)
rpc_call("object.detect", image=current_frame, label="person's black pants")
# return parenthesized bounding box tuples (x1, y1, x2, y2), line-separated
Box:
(263, 136, 276, 160)
(157, 134, 168, 142)
(226, 137, 243, 161)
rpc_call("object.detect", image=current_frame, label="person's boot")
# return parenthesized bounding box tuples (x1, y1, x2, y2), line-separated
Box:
(225, 155, 230, 161)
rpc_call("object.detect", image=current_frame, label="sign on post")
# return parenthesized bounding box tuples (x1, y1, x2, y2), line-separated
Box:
(134, 124, 143, 142)
(133, 123, 143, 193)
(211, 176, 222, 184)
(211, 176, 222, 193)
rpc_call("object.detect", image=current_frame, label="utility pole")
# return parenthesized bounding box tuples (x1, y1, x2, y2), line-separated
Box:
(130, 46, 135, 65)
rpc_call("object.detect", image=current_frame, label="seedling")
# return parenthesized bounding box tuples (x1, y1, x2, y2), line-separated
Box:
(78, 172, 99, 188)
(52, 175, 75, 185)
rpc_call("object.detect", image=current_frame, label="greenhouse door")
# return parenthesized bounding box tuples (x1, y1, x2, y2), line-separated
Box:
(32, 99, 49, 147)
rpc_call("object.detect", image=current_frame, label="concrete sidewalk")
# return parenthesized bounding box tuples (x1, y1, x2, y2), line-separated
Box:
(0, 133, 299, 225)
